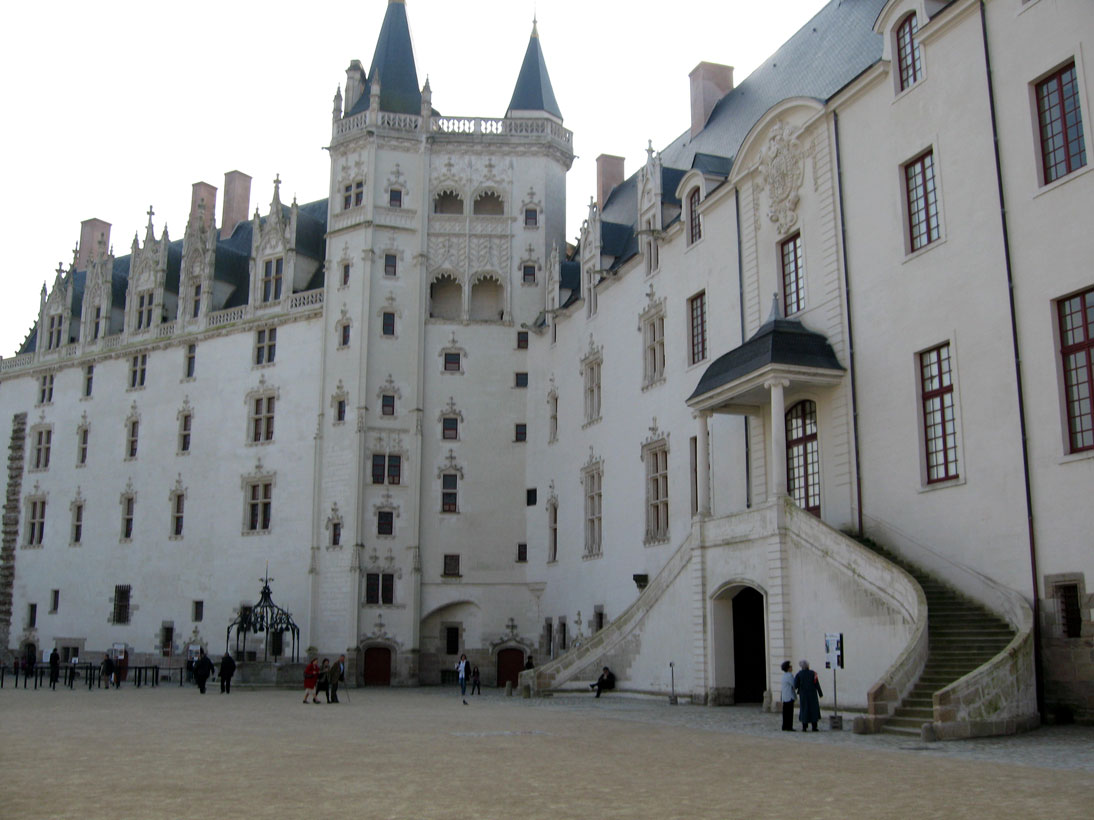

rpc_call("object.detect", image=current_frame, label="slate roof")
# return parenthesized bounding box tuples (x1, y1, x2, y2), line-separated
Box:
(507, 23, 563, 119)
(688, 315, 844, 402)
(347, 0, 422, 117)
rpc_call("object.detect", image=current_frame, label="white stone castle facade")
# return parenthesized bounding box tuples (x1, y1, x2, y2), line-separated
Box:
(2, 0, 1091, 732)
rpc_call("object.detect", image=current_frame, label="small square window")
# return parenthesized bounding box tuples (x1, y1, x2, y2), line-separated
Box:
(517, 331, 529, 349)
(443, 554, 461, 577)
(381, 394, 395, 416)
(442, 417, 459, 440)
(524, 208, 538, 228)
(515, 423, 527, 442)
(384, 254, 397, 276)
(515, 372, 528, 388)
(444, 352, 461, 372)
(516, 543, 528, 563)
(382, 312, 396, 336)
(389, 189, 402, 208)
(522, 264, 537, 284)
(526, 488, 537, 506)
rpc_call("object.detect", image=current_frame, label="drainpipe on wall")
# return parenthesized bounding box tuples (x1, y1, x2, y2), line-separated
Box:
(735, 188, 752, 508)
(831, 111, 864, 537)
(979, 0, 1043, 718)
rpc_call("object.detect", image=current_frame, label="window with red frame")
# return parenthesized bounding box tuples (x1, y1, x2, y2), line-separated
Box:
(896, 13, 921, 92)
(688, 291, 707, 365)
(905, 150, 940, 251)
(687, 188, 702, 243)
(781, 233, 804, 315)
(1037, 62, 1087, 184)
(921, 343, 960, 482)
(1059, 287, 1094, 452)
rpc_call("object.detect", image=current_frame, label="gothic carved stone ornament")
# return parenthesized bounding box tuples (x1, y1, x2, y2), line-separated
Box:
(759, 120, 805, 236)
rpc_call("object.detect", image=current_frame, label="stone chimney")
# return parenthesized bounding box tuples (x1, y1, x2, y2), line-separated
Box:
(221, 171, 252, 239)
(190, 182, 217, 232)
(689, 62, 734, 138)
(77, 218, 111, 270)
(596, 154, 625, 210)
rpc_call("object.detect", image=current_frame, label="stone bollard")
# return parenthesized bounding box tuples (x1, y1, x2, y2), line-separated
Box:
(505, 680, 513, 697)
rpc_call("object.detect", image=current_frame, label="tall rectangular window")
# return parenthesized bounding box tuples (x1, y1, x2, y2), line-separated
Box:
(185, 344, 196, 379)
(26, 499, 46, 546)
(261, 258, 283, 302)
(342, 264, 351, 287)
(441, 474, 458, 513)
(112, 585, 131, 625)
(39, 373, 54, 404)
(129, 354, 147, 388)
(522, 264, 537, 284)
(921, 343, 959, 483)
(382, 312, 396, 336)
(28, 603, 37, 628)
(77, 426, 89, 466)
(372, 453, 386, 485)
(387, 455, 401, 486)
(251, 396, 275, 443)
(127, 419, 139, 459)
(179, 413, 192, 453)
(643, 311, 665, 386)
(645, 442, 669, 543)
(84, 364, 94, 397)
(1057, 584, 1083, 638)
(515, 423, 527, 442)
(384, 254, 397, 276)
(583, 357, 602, 424)
(524, 208, 538, 228)
(121, 495, 135, 540)
(32, 427, 52, 470)
(516, 543, 528, 563)
(389, 189, 402, 208)
(47, 314, 63, 350)
(443, 554, 461, 577)
(192, 284, 202, 319)
(72, 502, 83, 545)
(1059, 286, 1094, 452)
(50, 589, 60, 613)
(255, 328, 277, 365)
(381, 394, 395, 416)
(1037, 62, 1087, 184)
(584, 464, 603, 557)
(445, 626, 459, 655)
(687, 188, 702, 244)
(442, 417, 459, 440)
(905, 150, 940, 251)
(247, 481, 273, 532)
(896, 13, 921, 92)
(172, 494, 185, 537)
(781, 234, 804, 315)
(136, 292, 153, 330)
(688, 291, 707, 365)
(377, 510, 394, 536)
(548, 502, 558, 562)
(193, 600, 204, 622)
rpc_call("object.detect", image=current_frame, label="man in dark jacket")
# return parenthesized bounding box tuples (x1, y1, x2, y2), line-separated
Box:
(329, 654, 345, 703)
(219, 652, 237, 694)
(193, 648, 214, 694)
(49, 648, 60, 690)
(591, 667, 616, 698)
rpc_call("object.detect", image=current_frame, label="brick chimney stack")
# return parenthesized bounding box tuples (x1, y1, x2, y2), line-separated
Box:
(221, 171, 252, 239)
(190, 182, 218, 232)
(596, 154, 625, 210)
(77, 218, 111, 270)
(689, 62, 734, 138)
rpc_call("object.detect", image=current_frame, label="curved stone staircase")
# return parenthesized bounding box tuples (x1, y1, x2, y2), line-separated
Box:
(859, 540, 1018, 738)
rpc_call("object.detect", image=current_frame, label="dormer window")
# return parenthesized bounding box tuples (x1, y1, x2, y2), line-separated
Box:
(261, 258, 283, 303)
(136, 292, 153, 330)
(192, 284, 202, 319)
(896, 13, 922, 92)
(687, 188, 702, 244)
(46, 314, 64, 350)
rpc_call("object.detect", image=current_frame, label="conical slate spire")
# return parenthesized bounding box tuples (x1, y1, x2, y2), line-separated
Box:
(507, 19, 562, 119)
(349, 0, 421, 117)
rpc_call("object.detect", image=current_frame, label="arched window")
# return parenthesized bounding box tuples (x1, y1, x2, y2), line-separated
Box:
(429, 274, 462, 320)
(896, 13, 921, 92)
(687, 188, 702, 244)
(785, 400, 820, 516)
(469, 275, 504, 321)
(472, 191, 504, 215)
(433, 191, 464, 215)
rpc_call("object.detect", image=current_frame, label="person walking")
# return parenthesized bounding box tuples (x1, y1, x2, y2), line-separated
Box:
(780, 660, 796, 731)
(49, 648, 60, 691)
(456, 654, 471, 705)
(303, 657, 321, 704)
(318, 659, 331, 702)
(329, 655, 345, 703)
(469, 665, 481, 696)
(794, 660, 823, 732)
(193, 648, 215, 694)
(100, 654, 115, 690)
(219, 652, 236, 694)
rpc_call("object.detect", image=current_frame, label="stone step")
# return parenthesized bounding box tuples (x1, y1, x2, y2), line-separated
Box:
(883, 715, 930, 730)
(893, 706, 934, 720)
(880, 724, 922, 737)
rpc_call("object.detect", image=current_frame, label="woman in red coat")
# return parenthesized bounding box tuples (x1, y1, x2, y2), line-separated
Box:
(303, 658, 321, 704)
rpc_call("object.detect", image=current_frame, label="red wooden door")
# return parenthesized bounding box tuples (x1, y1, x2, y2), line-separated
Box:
(496, 648, 524, 688)
(362, 647, 391, 686)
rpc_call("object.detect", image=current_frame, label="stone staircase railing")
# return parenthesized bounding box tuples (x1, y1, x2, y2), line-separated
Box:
(520, 527, 697, 695)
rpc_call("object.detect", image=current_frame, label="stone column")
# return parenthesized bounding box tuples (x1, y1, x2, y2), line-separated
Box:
(765, 378, 790, 497)
(696, 411, 711, 517)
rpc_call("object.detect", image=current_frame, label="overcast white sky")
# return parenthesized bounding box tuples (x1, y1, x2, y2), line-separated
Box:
(0, 0, 830, 356)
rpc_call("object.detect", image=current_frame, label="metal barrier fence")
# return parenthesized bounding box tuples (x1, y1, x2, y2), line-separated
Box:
(0, 664, 162, 690)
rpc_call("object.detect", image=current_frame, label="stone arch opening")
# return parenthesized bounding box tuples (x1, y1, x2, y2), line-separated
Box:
(469, 275, 504, 321)
(430, 274, 462, 320)
(710, 583, 767, 705)
(473, 191, 504, 215)
(433, 190, 464, 214)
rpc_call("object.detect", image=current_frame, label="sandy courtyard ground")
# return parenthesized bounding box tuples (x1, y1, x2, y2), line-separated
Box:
(1, 684, 1091, 819)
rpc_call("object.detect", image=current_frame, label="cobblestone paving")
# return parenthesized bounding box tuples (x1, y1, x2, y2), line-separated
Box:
(1, 684, 1091, 819)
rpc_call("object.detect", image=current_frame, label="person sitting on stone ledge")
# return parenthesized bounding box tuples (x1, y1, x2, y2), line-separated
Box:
(590, 667, 615, 698)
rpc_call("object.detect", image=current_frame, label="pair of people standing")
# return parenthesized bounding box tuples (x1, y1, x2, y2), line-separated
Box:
(780, 659, 823, 732)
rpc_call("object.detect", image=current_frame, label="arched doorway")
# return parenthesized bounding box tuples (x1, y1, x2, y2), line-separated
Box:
(362, 646, 392, 686)
(710, 584, 767, 705)
(786, 400, 820, 516)
(496, 647, 524, 689)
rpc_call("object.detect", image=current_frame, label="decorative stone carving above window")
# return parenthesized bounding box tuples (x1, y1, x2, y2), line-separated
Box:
(759, 120, 806, 236)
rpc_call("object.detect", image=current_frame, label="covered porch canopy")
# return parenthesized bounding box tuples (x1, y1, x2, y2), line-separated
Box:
(686, 300, 845, 507)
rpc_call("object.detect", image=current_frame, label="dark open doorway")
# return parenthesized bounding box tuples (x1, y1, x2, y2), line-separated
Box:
(732, 587, 766, 702)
